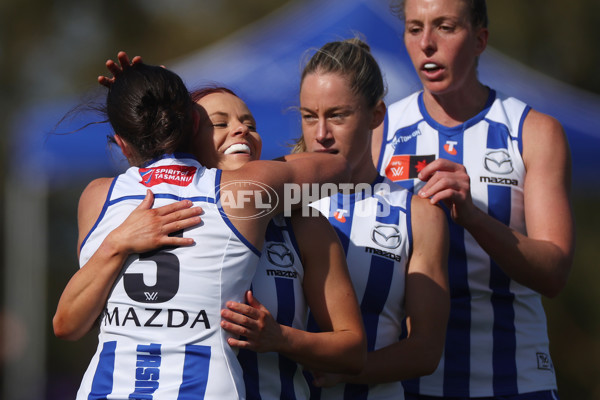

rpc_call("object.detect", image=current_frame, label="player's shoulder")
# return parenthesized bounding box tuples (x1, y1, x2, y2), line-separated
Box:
(522, 108, 568, 166)
(77, 177, 114, 247)
(523, 108, 563, 133)
(79, 177, 113, 207)
(522, 107, 566, 149)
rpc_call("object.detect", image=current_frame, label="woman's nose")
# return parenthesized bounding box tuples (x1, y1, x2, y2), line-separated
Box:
(420, 28, 436, 54)
(315, 119, 331, 142)
(233, 120, 249, 136)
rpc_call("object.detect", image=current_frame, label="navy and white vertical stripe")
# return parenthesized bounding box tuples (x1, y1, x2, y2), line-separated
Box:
(238, 214, 309, 400)
(379, 91, 557, 397)
(308, 176, 413, 400)
(76, 155, 259, 400)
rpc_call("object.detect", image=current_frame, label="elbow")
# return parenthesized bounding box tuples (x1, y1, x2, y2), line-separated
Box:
(408, 331, 446, 378)
(537, 241, 574, 298)
(540, 274, 568, 299)
(540, 260, 572, 299)
(420, 351, 442, 376)
(418, 342, 444, 377)
(52, 317, 72, 340)
(53, 314, 82, 341)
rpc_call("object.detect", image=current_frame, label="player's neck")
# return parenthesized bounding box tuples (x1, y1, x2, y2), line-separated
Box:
(350, 157, 379, 189)
(423, 82, 489, 127)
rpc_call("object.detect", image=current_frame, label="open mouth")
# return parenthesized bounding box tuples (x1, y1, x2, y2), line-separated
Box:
(423, 62, 442, 73)
(224, 143, 251, 155)
(315, 148, 339, 154)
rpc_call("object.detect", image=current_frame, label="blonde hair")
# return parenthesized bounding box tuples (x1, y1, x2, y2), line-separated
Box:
(301, 36, 385, 108)
(293, 36, 386, 153)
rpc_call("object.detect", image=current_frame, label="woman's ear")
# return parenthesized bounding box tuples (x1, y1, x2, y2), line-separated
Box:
(370, 100, 387, 130)
(475, 26, 489, 56)
(114, 134, 133, 159)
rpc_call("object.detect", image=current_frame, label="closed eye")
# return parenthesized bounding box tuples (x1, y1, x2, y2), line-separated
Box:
(405, 22, 423, 35)
(243, 120, 257, 130)
(330, 113, 347, 119)
(439, 24, 455, 32)
(302, 114, 318, 122)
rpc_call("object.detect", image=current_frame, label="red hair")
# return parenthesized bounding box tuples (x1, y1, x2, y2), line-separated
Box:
(190, 86, 238, 103)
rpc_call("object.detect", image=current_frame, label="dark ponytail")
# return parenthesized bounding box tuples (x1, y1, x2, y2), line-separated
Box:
(107, 63, 195, 166)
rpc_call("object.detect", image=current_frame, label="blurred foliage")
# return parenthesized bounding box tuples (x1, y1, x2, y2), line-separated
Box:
(487, 0, 600, 95)
(1, 0, 599, 399)
(546, 196, 600, 399)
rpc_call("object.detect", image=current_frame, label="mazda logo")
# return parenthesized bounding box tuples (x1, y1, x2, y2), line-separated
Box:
(266, 243, 294, 268)
(371, 225, 401, 249)
(484, 150, 513, 175)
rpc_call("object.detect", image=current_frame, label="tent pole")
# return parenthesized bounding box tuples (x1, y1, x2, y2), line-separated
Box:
(3, 176, 48, 400)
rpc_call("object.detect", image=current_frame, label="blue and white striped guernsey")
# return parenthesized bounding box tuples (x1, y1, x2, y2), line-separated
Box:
(238, 214, 309, 400)
(377, 90, 557, 397)
(77, 154, 260, 400)
(308, 175, 413, 400)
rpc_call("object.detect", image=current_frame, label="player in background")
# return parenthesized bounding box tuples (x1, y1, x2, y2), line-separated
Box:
(373, 0, 575, 398)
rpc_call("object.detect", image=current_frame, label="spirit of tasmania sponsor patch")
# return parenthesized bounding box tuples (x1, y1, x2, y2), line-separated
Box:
(139, 165, 196, 187)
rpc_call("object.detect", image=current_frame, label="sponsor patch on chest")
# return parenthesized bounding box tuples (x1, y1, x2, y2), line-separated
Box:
(384, 154, 435, 182)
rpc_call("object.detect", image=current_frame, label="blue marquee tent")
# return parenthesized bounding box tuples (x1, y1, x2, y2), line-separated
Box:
(10, 0, 600, 192)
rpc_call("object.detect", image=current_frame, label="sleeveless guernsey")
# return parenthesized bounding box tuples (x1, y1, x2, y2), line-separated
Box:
(239, 214, 309, 400)
(308, 176, 413, 400)
(76, 154, 260, 400)
(378, 91, 557, 397)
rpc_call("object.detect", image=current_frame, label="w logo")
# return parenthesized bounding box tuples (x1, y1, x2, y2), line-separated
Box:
(390, 166, 404, 177)
(384, 154, 435, 182)
(144, 292, 159, 301)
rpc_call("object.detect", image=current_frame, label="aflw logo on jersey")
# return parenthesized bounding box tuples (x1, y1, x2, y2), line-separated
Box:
(384, 155, 435, 182)
(139, 166, 196, 187)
